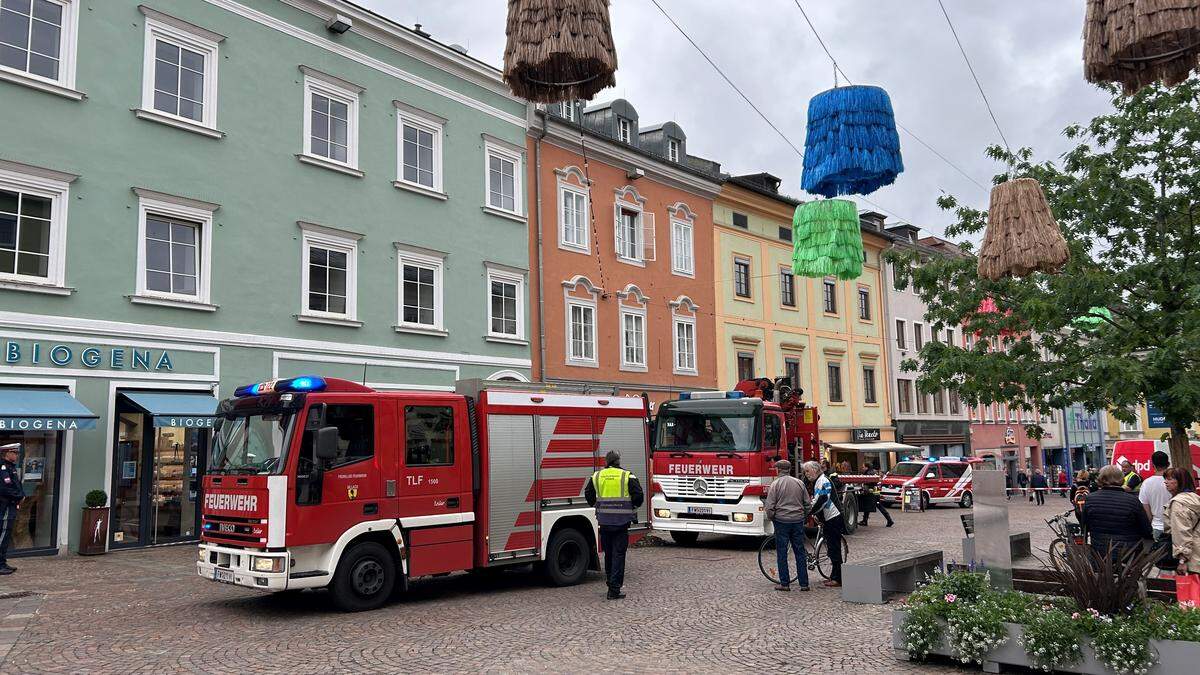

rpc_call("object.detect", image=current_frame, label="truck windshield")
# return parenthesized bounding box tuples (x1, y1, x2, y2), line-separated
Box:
(210, 412, 295, 475)
(886, 462, 926, 478)
(656, 411, 758, 452)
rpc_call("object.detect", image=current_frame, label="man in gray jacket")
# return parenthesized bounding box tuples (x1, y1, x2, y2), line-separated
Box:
(764, 460, 810, 591)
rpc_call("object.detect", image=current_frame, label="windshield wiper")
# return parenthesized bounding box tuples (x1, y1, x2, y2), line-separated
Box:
(716, 451, 742, 458)
(668, 451, 694, 458)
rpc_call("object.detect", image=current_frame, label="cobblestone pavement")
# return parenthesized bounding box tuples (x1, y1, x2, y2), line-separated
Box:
(0, 499, 1072, 674)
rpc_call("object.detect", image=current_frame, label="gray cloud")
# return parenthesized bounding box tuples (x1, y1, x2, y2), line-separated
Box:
(359, 1, 1112, 237)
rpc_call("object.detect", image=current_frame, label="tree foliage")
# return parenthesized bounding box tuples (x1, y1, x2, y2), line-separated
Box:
(890, 78, 1200, 467)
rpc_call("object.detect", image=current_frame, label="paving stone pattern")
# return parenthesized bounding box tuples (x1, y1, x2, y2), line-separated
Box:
(0, 499, 1072, 673)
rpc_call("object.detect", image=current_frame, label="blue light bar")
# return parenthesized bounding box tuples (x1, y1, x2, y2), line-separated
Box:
(726, 391, 745, 399)
(234, 376, 327, 397)
(679, 392, 692, 400)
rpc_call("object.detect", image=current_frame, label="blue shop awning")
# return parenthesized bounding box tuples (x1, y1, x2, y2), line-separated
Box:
(121, 391, 219, 428)
(0, 388, 98, 431)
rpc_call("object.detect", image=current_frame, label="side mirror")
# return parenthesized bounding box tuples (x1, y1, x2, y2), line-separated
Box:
(213, 416, 225, 433)
(315, 426, 339, 461)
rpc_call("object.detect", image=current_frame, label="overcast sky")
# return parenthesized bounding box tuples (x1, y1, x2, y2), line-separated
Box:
(359, 0, 1113, 238)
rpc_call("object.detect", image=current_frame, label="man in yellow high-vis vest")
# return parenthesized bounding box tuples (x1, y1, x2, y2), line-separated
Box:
(585, 451, 644, 600)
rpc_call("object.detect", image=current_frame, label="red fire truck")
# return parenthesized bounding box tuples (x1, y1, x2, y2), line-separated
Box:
(196, 376, 650, 611)
(648, 378, 828, 543)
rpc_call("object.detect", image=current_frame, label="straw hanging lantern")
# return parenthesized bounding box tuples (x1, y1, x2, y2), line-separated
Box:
(977, 178, 1070, 281)
(792, 199, 864, 280)
(503, 0, 617, 103)
(1083, 0, 1200, 94)
(801, 85, 904, 198)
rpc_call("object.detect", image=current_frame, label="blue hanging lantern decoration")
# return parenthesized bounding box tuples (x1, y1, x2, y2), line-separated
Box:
(801, 85, 904, 198)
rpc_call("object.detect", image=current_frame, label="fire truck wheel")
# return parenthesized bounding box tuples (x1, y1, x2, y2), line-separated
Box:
(669, 531, 699, 546)
(959, 491, 973, 508)
(330, 541, 397, 612)
(841, 494, 859, 534)
(543, 528, 589, 587)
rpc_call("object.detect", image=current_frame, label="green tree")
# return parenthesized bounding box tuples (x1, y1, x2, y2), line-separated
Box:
(892, 79, 1200, 470)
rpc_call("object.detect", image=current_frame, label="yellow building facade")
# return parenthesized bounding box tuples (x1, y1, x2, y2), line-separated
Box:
(712, 174, 894, 449)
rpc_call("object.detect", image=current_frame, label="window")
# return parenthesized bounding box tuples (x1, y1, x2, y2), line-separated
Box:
(737, 353, 756, 381)
(673, 317, 696, 374)
(617, 118, 631, 143)
(559, 186, 588, 251)
(897, 379, 913, 414)
(949, 391, 961, 416)
(785, 358, 801, 390)
(0, 0, 78, 91)
(400, 119, 438, 188)
(731, 212, 748, 229)
(916, 389, 929, 414)
(945, 328, 955, 347)
(1119, 408, 1141, 433)
(303, 404, 374, 469)
(940, 463, 966, 479)
(966, 333, 975, 351)
(300, 225, 359, 322)
(858, 287, 871, 320)
(667, 138, 680, 162)
(914, 323, 925, 349)
(618, 208, 639, 260)
(558, 100, 575, 121)
(863, 366, 877, 404)
(485, 141, 522, 215)
(778, 226, 792, 242)
(763, 414, 781, 449)
(0, 167, 69, 287)
(140, 12, 221, 131)
(895, 319, 907, 350)
(671, 218, 693, 275)
(396, 249, 444, 331)
(405, 406, 454, 466)
(620, 310, 646, 370)
(823, 279, 837, 314)
(932, 389, 946, 415)
(827, 363, 843, 403)
(613, 203, 653, 263)
(135, 191, 215, 307)
(892, 263, 904, 291)
(779, 269, 795, 307)
(301, 71, 361, 172)
(733, 258, 751, 298)
(567, 301, 596, 364)
(487, 266, 525, 340)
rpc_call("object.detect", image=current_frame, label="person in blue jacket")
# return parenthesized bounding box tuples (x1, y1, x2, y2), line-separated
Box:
(0, 443, 26, 575)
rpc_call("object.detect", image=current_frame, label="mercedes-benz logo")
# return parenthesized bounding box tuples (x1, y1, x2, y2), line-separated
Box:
(693, 478, 709, 495)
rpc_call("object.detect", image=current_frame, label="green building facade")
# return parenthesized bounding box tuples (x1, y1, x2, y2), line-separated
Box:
(0, 0, 532, 554)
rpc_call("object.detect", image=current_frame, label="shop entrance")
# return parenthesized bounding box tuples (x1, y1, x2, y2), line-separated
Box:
(0, 430, 62, 556)
(110, 391, 215, 548)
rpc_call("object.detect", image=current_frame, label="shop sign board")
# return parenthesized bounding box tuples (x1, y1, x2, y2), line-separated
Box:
(152, 416, 216, 429)
(852, 428, 881, 442)
(4, 338, 175, 371)
(1146, 404, 1169, 428)
(0, 416, 97, 431)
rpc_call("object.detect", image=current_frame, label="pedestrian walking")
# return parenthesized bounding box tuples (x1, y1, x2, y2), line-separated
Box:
(1005, 472, 1013, 501)
(1139, 451, 1172, 544)
(1017, 469, 1029, 501)
(1163, 467, 1200, 575)
(1057, 468, 1068, 497)
(764, 460, 810, 592)
(859, 478, 893, 528)
(803, 461, 843, 588)
(1032, 469, 1048, 506)
(0, 443, 25, 576)
(584, 450, 644, 600)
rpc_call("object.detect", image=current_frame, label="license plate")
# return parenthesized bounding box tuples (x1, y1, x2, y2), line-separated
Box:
(213, 568, 235, 583)
(687, 506, 712, 515)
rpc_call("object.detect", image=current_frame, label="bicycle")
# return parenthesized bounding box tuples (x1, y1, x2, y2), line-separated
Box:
(758, 519, 849, 584)
(1046, 509, 1085, 563)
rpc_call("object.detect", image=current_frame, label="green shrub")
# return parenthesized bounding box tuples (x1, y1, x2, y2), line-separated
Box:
(1019, 608, 1085, 672)
(84, 490, 107, 508)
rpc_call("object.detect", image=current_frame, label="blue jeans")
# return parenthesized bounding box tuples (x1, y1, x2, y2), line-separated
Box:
(773, 520, 809, 587)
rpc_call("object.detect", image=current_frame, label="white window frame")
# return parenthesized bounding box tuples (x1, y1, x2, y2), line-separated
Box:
(139, 13, 221, 132)
(395, 247, 445, 333)
(619, 307, 647, 372)
(672, 315, 697, 376)
(670, 216, 694, 277)
(0, 0, 80, 97)
(558, 183, 589, 253)
(485, 264, 525, 341)
(0, 163, 71, 290)
(565, 298, 598, 367)
(667, 138, 680, 162)
(617, 118, 631, 143)
(615, 203, 644, 264)
(484, 139, 524, 217)
(558, 100, 575, 121)
(1119, 408, 1141, 433)
(134, 193, 214, 307)
(395, 105, 444, 194)
(302, 72, 360, 171)
(299, 224, 359, 323)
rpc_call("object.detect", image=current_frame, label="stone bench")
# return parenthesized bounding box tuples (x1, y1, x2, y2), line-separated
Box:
(962, 531, 1032, 562)
(842, 549, 945, 604)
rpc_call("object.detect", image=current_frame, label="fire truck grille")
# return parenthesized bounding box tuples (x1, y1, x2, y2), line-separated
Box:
(201, 515, 265, 544)
(657, 475, 749, 501)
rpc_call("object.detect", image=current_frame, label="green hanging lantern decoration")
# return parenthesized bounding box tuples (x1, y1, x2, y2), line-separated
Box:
(1073, 306, 1112, 330)
(792, 199, 864, 280)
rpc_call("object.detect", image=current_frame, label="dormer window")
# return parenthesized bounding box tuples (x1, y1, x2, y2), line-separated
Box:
(559, 100, 575, 122)
(668, 139, 680, 162)
(617, 118, 631, 143)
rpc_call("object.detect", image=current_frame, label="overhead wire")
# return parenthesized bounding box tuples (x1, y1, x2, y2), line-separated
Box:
(935, 0, 1013, 154)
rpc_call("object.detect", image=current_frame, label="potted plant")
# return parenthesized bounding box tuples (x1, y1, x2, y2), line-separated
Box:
(78, 489, 109, 556)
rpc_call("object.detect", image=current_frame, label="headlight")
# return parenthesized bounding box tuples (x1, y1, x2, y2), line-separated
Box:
(732, 512, 753, 523)
(654, 508, 671, 519)
(198, 547, 206, 561)
(252, 556, 283, 573)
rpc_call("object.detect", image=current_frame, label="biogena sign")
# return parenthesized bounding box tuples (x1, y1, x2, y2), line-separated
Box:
(4, 340, 175, 371)
(204, 493, 259, 513)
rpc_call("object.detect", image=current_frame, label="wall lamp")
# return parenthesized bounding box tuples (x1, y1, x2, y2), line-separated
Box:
(325, 14, 352, 34)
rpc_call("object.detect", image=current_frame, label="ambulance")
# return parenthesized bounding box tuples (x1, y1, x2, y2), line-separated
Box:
(876, 456, 982, 510)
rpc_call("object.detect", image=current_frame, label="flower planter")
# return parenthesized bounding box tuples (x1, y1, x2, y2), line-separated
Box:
(78, 506, 108, 556)
(891, 609, 1200, 674)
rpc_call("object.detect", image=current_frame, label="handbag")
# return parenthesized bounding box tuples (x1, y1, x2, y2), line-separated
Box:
(1177, 573, 1200, 609)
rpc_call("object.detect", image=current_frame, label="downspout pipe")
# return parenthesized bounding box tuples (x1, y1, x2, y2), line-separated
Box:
(533, 111, 548, 383)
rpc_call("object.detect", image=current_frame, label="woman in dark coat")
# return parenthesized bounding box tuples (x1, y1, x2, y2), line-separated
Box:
(1080, 465, 1153, 562)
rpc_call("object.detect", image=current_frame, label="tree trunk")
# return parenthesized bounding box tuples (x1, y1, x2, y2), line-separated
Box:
(1169, 422, 1192, 470)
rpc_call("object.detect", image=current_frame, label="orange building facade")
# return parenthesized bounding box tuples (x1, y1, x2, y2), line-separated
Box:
(526, 100, 722, 405)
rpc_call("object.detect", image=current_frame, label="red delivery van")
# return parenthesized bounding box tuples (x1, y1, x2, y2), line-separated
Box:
(1110, 439, 1200, 478)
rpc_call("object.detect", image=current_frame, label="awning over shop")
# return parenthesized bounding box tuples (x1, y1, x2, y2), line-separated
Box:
(121, 391, 219, 428)
(0, 388, 98, 431)
(827, 442, 923, 453)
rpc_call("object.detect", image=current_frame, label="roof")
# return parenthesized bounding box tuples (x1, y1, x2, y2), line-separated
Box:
(725, 174, 802, 207)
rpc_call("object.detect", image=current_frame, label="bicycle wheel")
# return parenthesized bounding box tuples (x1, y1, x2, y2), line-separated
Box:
(815, 537, 850, 580)
(1049, 537, 1067, 564)
(758, 535, 781, 584)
